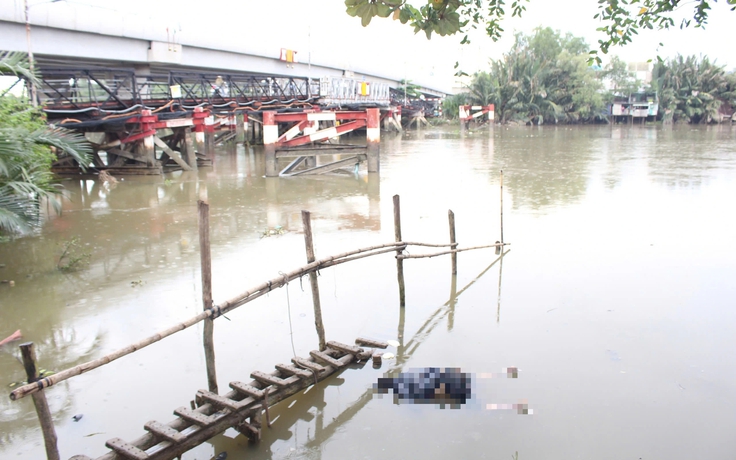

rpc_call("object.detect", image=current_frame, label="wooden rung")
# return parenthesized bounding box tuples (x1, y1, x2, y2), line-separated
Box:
(251, 370, 289, 388)
(276, 363, 314, 379)
(327, 340, 364, 355)
(196, 390, 241, 411)
(292, 356, 326, 373)
(143, 421, 186, 443)
(105, 438, 150, 460)
(310, 350, 344, 368)
(230, 381, 265, 399)
(355, 337, 389, 349)
(174, 407, 218, 426)
(236, 420, 261, 442)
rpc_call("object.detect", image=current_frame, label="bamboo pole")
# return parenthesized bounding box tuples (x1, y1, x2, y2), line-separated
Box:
(397, 243, 510, 259)
(11, 237, 512, 402)
(497, 249, 505, 323)
(302, 211, 326, 351)
(9, 243, 408, 401)
(393, 195, 406, 307)
(19, 342, 59, 460)
(500, 170, 504, 245)
(448, 210, 457, 275)
(198, 200, 218, 394)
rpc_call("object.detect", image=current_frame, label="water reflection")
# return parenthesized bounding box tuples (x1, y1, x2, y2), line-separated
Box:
(2, 124, 736, 459)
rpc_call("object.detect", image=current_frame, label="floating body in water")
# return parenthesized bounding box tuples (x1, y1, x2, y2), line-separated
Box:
(374, 367, 529, 412)
(374, 367, 472, 408)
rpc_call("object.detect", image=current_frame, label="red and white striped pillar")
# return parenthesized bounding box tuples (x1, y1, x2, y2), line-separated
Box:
(140, 109, 157, 166)
(193, 107, 207, 156)
(263, 111, 279, 177)
(366, 108, 380, 173)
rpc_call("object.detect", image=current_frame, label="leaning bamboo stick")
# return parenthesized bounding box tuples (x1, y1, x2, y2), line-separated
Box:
(397, 243, 511, 260)
(9, 238, 497, 401)
(10, 243, 402, 401)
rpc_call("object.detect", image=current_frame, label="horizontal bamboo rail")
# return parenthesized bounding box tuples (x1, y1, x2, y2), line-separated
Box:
(9, 233, 506, 401)
(9, 241, 428, 401)
(397, 242, 511, 260)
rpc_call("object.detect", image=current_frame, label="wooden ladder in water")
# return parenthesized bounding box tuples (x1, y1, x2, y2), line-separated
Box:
(69, 338, 387, 460)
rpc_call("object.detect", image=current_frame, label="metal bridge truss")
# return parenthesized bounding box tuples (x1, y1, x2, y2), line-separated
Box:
(12, 68, 390, 120)
(29, 68, 320, 119)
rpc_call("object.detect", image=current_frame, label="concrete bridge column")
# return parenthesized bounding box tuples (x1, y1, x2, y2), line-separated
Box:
(263, 111, 279, 177)
(235, 114, 245, 144)
(204, 115, 216, 158)
(366, 108, 380, 173)
(183, 127, 198, 170)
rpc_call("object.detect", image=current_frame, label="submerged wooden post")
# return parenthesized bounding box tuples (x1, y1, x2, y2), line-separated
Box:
(448, 209, 457, 275)
(500, 170, 504, 245)
(393, 195, 406, 307)
(198, 200, 218, 394)
(19, 342, 60, 460)
(302, 210, 327, 351)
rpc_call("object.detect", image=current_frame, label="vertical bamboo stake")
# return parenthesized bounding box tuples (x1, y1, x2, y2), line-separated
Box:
(448, 209, 457, 275)
(497, 250, 505, 324)
(393, 195, 406, 307)
(500, 170, 504, 245)
(302, 210, 326, 351)
(19, 342, 59, 460)
(198, 200, 218, 394)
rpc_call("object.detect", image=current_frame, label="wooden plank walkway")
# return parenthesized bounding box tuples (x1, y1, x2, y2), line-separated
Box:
(70, 340, 374, 460)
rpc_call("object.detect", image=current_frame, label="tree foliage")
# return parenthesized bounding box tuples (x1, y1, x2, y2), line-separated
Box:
(461, 28, 605, 124)
(344, 0, 736, 58)
(652, 54, 736, 123)
(0, 52, 92, 235)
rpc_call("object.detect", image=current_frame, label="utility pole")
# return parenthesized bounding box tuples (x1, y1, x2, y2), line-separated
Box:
(24, 0, 37, 107)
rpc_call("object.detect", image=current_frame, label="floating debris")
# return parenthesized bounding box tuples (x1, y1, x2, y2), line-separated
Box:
(72, 414, 84, 422)
(260, 226, 287, 238)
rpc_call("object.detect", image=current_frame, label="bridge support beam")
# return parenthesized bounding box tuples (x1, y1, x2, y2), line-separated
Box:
(183, 128, 198, 170)
(263, 111, 279, 177)
(235, 114, 245, 144)
(366, 108, 380, 173)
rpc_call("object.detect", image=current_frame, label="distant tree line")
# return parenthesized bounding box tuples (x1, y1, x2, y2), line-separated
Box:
(444, 27, 736, 125)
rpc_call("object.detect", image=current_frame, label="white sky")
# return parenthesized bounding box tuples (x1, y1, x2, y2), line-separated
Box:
(13, 0, 736, 90)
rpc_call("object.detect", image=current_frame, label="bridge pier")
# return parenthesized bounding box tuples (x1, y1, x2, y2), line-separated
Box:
(366, 108, 380, 173)
(183, 128, 198, 170)
(235, 114, 245, 144)
(263, 111, 279, 177)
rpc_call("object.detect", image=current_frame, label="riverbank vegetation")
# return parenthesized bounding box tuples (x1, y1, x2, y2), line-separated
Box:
(443, 27, 736, 125)
(0, 52, 91, 236)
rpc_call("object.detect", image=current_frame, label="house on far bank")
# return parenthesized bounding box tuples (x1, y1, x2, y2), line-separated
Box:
(610, 91, 659, 124)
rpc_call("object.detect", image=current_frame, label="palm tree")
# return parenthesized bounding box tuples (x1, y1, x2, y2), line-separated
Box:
(0, 51, 91, 235)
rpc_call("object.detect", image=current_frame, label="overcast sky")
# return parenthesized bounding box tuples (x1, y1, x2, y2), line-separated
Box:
(13, 0, 736, 89)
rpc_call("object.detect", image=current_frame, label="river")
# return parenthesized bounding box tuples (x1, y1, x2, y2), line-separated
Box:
(1, 124, 735, 459)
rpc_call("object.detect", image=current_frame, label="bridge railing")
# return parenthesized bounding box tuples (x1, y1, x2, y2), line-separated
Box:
(318, 77, 390, 106)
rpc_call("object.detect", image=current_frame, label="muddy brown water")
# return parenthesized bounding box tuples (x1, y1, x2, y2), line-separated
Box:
(1, 125, 735, 459)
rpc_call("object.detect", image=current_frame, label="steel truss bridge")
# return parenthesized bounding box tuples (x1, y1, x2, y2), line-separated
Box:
(4, 65, 391, 122)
